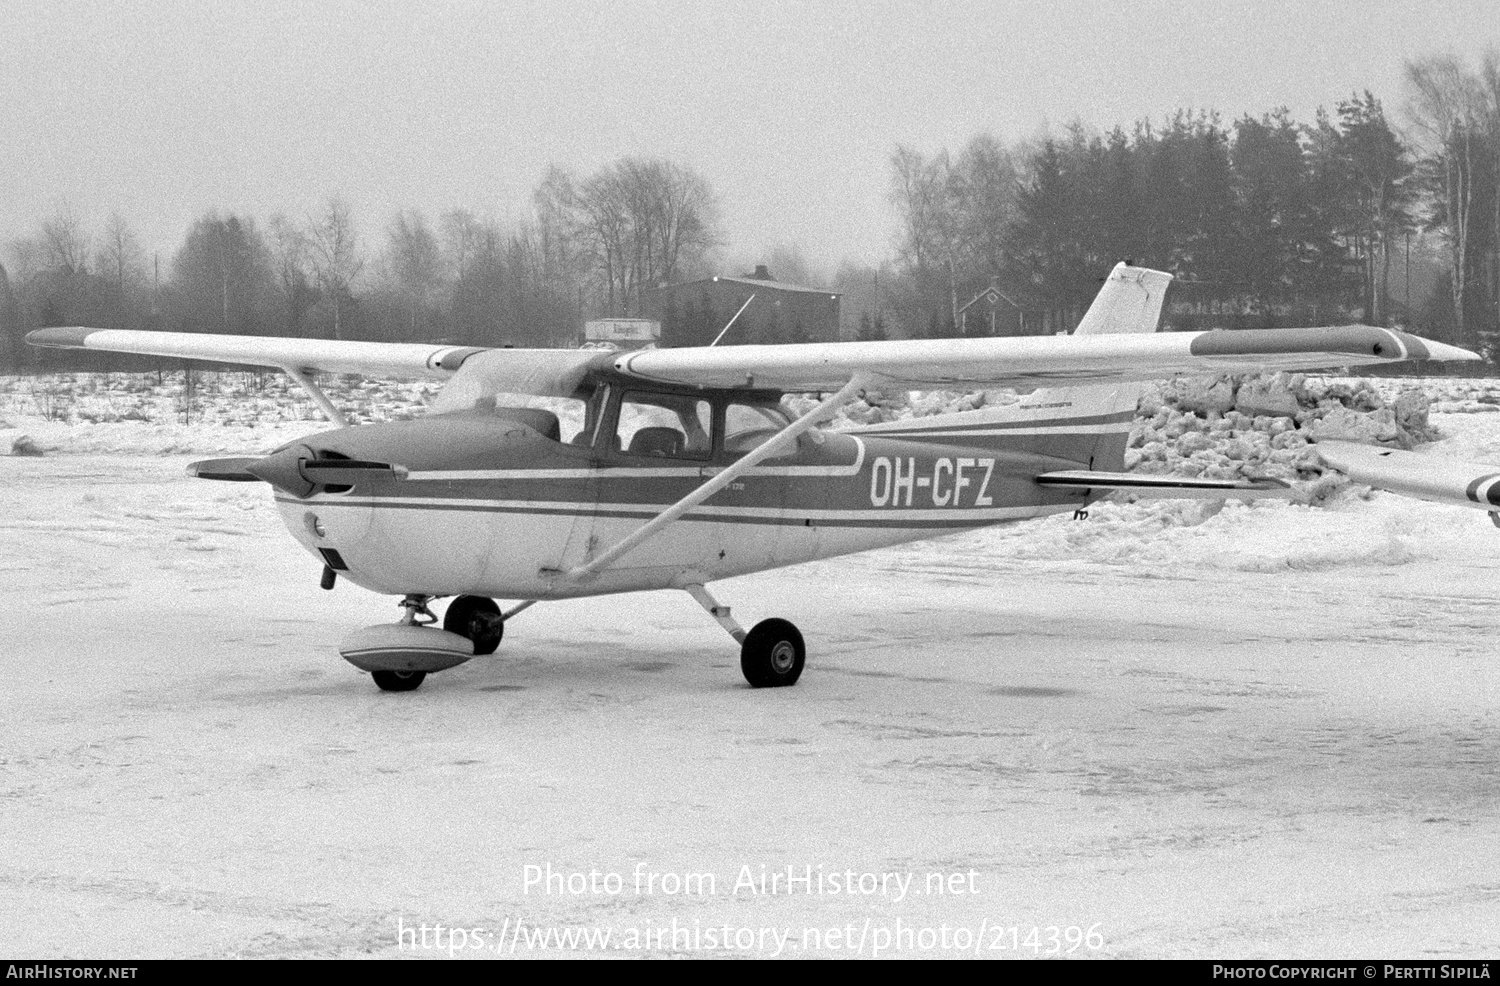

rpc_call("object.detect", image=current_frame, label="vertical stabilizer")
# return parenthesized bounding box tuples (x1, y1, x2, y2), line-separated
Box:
(1070, 263, 1174, 336)
(1024, 263, 1173, 471)
(847, 264, 1174, 476)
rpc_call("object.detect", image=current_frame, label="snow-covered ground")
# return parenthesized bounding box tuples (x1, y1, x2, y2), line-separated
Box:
(3, 373, 1500, 958)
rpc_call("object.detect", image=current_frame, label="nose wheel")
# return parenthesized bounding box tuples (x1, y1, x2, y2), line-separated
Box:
(350, 595, 536, 693)
(372, 669, 426, 692)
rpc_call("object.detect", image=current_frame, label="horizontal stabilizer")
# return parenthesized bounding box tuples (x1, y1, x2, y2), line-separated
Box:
(1317, 441, 1500, 512)
(186, 457, 263, 482)
(1035, 470, 1293, 499)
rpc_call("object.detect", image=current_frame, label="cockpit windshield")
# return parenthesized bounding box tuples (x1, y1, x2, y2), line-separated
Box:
(463, 392, 590, 444)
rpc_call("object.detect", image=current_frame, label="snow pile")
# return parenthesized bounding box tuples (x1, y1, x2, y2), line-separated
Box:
(0, 371, 1478, 479)
(1127, 373, 1439, 482)
(1406, 377, 1500, 413)
(0, 372, 436, 456)
(785, 387, 1023, 428)
(791, 373, 1444, 488)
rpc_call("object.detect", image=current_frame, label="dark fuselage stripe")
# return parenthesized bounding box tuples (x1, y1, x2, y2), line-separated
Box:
(279, 496, 1054, 531)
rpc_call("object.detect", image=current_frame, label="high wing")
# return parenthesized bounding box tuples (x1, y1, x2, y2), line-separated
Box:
(24, 326, 488, 379)
(610, 326, 1476, 392)
(27, 263, 1480, 401)
(24, 326, 612, 423)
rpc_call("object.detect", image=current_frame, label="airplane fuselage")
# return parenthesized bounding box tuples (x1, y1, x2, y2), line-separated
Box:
(272, 380, 1125, 601)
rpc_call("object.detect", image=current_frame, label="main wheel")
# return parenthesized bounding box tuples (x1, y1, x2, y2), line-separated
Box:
(740, 618, 805, 688)
(444, 595, 504, 655)
(372, 669, 426, 692)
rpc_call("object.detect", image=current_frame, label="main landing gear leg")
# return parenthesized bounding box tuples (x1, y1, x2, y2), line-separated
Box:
(685, 584, 806, 689)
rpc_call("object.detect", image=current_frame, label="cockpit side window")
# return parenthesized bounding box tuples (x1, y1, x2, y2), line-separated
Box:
(616, 392, 712, 459)
(722, 401, 793, 458)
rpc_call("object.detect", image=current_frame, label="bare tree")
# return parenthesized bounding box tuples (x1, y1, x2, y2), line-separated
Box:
(888, 145, 965, 331)
(267, 214, 315, 336)
(540, 158, 720, 316)
(39, 203, 90, 275)
(1483, 49, 1500, 321)
(952, 133, 1018, 278)
(1406, 54, 1488, 346)
(306, 196, 364, 340)
(96, 213, 144, 328)
(440, 208, 487, 284)
(381, 211, 442, 339)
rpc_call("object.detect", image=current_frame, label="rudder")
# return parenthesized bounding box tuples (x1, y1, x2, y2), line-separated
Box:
(1026, 263, 1173, 471)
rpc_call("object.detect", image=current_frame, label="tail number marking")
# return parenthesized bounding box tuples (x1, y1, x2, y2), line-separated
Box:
(870, 456, 995, 508)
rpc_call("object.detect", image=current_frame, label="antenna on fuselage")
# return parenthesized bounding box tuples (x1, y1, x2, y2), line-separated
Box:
(709, 294, 756, 347)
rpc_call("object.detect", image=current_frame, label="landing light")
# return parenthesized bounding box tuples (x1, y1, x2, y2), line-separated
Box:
(304, 512, 326, 539)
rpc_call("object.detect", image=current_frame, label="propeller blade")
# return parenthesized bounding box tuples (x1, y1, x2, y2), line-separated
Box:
(300, 460, 409, 483)
(192, 447, 407, 496)
(186, 457, 264, 482)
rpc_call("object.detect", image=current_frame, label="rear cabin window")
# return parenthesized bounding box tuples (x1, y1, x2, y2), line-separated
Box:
(615, 393, 712, 459)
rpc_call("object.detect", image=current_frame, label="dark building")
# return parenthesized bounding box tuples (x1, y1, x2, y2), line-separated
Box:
(645, 265, 841, 347)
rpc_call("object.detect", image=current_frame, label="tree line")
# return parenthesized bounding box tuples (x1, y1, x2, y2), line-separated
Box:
(4, 48, 1499, 371)
(881, 51, 1500, 355)
(0, 157, 719, 371)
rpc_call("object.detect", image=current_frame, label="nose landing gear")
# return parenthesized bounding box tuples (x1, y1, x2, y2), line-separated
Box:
(341, 594, 482, 693)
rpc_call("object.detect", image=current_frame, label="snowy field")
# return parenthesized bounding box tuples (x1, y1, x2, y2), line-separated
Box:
(3, 373, 1500, 958)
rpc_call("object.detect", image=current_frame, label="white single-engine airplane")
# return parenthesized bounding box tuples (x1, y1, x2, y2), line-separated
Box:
(27, 264, 1485, 692)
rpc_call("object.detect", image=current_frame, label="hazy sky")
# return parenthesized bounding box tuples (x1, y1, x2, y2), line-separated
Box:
(3, 0, 1496, 275)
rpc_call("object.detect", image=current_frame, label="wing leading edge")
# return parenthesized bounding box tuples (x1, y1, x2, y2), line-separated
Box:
(25, 327, 487, 380)
(613, 325, 1477, 392)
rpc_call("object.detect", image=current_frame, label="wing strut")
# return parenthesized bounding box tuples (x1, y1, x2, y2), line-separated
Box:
(566, 374, 869, 582)
(283, 366, 349, 427)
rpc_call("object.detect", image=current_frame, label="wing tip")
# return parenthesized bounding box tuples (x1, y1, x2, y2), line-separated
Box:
(26, 326, 103, 349)
(1395, 332, 1482, 362)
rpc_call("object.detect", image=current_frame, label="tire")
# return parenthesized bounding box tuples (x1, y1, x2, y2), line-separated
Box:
(444, 595, 504, 655)
(372, 669, 426, 692)
(740, 618, 805, 688)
